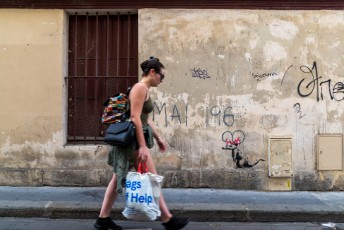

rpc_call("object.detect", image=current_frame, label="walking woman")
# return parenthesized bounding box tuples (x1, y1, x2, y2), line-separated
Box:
(94, 57, 190, 230)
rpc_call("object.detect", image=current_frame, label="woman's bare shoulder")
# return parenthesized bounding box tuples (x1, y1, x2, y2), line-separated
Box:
(130, 83, 147, 98)
(132, 83, 147, 92)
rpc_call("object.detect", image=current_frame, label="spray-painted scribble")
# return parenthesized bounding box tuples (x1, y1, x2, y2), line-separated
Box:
(281, 65, 294, 86)
(153, 102, 235, 127)
(153, 102, 168, 127)
(210, 106, 221, 126)
(171, 105, 182, 124)
(293, 103, 306, 118)
(252, 72, 277, 82)
(153, 102, 188, 127)
(206, 106, 234, 127)
(222, 130, 265, 168)
(298, 61, 344, 101)
(191, 68, 211, 80)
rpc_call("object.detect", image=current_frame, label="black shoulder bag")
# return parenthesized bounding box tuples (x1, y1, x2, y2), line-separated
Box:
(103, 87, 136, 146)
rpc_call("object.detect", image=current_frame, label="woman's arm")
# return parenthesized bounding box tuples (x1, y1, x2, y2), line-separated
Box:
(147, 119, 161, 140)
(147, 119, 167, 152)
(129, 84, 149, 160)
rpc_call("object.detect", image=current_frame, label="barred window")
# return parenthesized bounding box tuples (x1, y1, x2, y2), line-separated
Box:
(66, 12, 138, 144)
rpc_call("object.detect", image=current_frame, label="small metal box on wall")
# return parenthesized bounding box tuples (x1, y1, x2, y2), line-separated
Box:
(317, 134, 343, 171)
(268, 137, 293, 177)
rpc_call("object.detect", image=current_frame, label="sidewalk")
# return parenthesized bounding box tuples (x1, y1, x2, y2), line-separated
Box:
(1, 186, 344, 222)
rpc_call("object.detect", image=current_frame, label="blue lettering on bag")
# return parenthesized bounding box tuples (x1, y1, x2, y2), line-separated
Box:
(126, 192, 153, 205)
(125, 180, 142, 191)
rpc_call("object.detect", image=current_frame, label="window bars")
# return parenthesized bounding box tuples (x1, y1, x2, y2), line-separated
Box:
(66, 12, 138, 144)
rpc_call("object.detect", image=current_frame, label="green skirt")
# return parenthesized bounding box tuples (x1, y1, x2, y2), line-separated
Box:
(107, 125, 154, 194)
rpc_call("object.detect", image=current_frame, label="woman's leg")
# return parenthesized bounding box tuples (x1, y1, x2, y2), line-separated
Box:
(158, 193, 173, 222)
(99, 173, 118, 217)
(135, 152, 172, 223)
(94, 173, 122, 230)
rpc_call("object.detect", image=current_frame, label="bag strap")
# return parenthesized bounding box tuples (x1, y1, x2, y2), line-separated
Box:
(125, 87, 132, 119)
(137, 161, 148, 174)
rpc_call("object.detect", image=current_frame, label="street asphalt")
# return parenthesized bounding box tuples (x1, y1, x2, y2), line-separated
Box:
(1, 186, 344, 223)
(1, 218, 344, 230)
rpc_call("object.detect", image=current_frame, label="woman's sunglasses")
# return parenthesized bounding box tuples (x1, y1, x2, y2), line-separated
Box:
(155, 71, 165, 81)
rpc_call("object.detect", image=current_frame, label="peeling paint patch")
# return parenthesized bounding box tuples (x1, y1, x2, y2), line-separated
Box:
(269, 19, 299, 40)
(249, 35, 259, 50)
(177, 93, 189, 104)
(165, 56, 175, 63)
(318, 13, 344, 28)
(263, 41, 287, 62)
(244, 53, 251, 62)
(329, 40, 341, 49)
(257, 78, 277, 92)
(0, 131, 103, 156)
(235, 23, 248, 34)
(1, 132, 61, 155)
(305, 36, 316, 45)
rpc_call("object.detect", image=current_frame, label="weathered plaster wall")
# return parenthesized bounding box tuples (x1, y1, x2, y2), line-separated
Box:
(1, 9, 343, 190)
(0, 9, 111, 186)
(139, 9, 344, 190)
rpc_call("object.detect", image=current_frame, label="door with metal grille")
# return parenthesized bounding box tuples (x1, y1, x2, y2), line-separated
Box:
(66, 12, 138, 144)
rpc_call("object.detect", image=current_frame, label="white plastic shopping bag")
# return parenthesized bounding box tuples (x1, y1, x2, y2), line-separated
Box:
(122, 162, 164, 221)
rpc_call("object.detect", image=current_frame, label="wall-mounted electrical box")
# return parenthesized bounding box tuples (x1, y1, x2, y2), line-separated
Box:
(317, 134, 343, 171)
(269, 137, 293, 177)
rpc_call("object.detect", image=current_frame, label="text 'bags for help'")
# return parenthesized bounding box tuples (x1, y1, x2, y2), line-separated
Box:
(122, 162, 164, 221)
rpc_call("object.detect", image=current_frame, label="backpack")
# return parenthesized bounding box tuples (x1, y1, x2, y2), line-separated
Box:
(101, 87, 131, 124)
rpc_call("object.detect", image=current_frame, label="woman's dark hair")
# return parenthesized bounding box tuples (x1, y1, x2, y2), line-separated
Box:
(140, 56, 165, 76)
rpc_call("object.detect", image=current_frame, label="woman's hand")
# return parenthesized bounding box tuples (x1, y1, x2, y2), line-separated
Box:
(138, 146, 149, 162)
(157, 138, 167, 152)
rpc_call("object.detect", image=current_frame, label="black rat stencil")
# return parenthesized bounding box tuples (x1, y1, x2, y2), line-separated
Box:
(222, 130, 265, 168)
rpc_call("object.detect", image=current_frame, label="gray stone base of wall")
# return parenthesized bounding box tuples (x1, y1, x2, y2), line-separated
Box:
(0, 168, 112, 187)
(161, 169, 266, 190)
(1, 168, 344, 191)
(293, 172, 344, 191)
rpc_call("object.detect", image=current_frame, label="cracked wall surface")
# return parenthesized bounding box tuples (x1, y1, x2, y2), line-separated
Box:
(0, 9, 344, 190)
(139, 9, 344, 190)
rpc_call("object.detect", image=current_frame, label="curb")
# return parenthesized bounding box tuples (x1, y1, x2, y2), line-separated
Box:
(0, 201, 342, 222)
